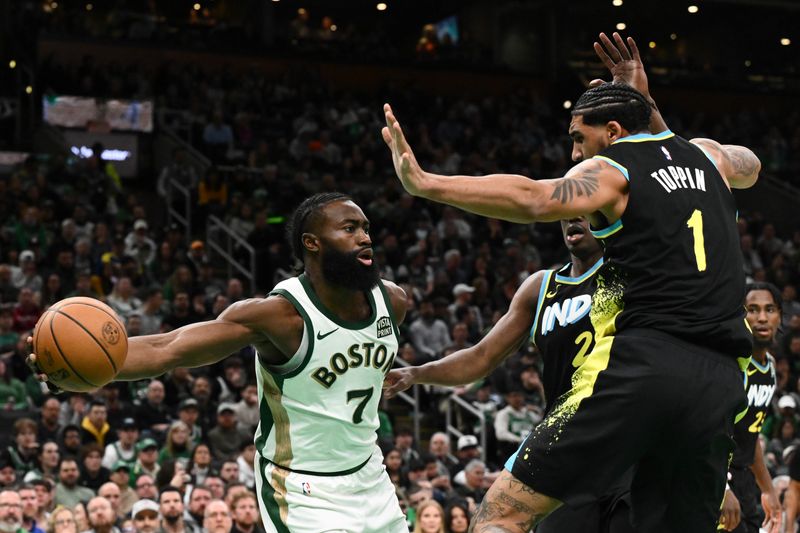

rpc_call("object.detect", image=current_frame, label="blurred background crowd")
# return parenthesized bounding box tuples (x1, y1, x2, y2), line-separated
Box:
(0, 1, 799, 532)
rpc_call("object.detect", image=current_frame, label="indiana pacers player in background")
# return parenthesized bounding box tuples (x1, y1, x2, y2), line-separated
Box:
(383, 29, 761, 532)
(386, 216, 635, 533)
(31, 193, 409, 533)
(725, 282, 783, 533)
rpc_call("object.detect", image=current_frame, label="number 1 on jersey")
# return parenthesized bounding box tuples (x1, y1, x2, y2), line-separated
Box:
(686, 209, 707, 272)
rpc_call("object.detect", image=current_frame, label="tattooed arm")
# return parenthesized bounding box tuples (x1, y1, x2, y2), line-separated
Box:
(388, 157, 627, 224)
(690, 138, 760, 190)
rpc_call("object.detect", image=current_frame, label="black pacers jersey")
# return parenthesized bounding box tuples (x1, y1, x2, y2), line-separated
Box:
(589, 131, 752, 360)
(732, 354, 776, 468)
(531, 258, 602, 414)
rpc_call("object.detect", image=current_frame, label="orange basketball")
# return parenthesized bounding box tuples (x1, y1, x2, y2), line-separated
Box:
(33, 297, 128, 392)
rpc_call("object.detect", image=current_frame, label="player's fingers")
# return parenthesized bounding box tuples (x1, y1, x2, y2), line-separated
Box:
(589, 78, 606, 88)
(612, 32, 631, 60)
(598, 32, 622, 63)
(381, 126, 392, 146)
(593, 42, 615, 71)
(627, 36, 641, 62)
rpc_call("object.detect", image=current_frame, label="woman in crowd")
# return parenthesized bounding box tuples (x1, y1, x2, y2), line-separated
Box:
(187, 442, 214, 485)
(413, 499, 446, 533)
(48, 506, 78, 533)
(72, 502, 89, 533)
(159, 421, 194, 467)
(383, 447, 404, 486)
(444, 502, 471, 533)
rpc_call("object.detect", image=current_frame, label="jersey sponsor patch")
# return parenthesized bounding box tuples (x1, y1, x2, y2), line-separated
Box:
(376, 316, 392, 338)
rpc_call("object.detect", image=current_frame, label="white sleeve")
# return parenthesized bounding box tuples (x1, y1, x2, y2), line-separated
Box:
(102, 444, 118, 470)
(494, 408, 522, 443)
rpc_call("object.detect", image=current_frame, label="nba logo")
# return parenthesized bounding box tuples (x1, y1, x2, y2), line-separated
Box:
(301, 481, 311, 495)
(661, 146, 672, 160)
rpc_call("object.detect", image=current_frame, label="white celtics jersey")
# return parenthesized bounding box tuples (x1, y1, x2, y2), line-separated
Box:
(254, 274, 399, 475)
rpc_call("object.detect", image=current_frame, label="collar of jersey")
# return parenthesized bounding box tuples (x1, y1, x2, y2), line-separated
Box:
(750, 352, 772, 373)
(554, 257, 604, 285)
(612, 129, 674, 144)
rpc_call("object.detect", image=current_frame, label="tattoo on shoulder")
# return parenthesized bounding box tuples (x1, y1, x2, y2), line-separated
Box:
(724, 145, 759, 179)
(550, 161, 601, 204)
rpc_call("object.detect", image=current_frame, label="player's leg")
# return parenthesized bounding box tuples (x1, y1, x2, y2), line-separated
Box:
(493, 334, 664, 532)
(470, 469, 562, 533)
(628, 334, 744, 532)
(361, 451, 407, 533)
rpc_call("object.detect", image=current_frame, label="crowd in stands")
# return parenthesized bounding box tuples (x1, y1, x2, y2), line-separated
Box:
(0, 41, 796, 533)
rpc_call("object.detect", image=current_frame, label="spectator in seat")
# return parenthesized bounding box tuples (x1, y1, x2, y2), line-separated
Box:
(79, 443, 109, 492)
(102, 417, 138, 470)
(202, 112, 234, 163)
(202, 500, 232, 533)
(183, 485, 212, 533)
(0, 361, 29, 413)
(207, 404, 249, 462)
(80, 399, 110, 448)
(54, 458, 93, 508)
(229, 492, 262, 533)
(12, 287, 41, 333)
(493, 387, 540, 460)
(130, 500, 159, 533)
(84, 496, 118, 533)
(135, 380, 171, 438)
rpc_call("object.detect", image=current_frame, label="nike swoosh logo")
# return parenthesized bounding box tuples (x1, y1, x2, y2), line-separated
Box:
(317, 328, 339, 340)
(545, 290, 558, 298)
(746, 368, 758, 376)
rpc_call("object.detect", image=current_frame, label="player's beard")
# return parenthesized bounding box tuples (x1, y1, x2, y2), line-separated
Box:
(753, 337, 773, 350)
(321, 247, 380, 292)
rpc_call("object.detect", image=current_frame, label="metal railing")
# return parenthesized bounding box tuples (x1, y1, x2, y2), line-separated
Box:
(444, 392, 487, 463)
(166, 177, 193, 238)
(392, 357, 421, 447)
(206, 215, 257, 290)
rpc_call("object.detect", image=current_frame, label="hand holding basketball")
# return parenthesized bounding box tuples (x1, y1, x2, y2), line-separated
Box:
(31, 297, 128, 392)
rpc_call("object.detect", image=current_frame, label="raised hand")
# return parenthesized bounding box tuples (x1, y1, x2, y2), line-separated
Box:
(591, 32, 650, 97)
(382, 104, 426, 197)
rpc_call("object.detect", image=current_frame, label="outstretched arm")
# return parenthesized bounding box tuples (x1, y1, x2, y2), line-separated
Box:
(383, 271, 543, 397)
(382, 105, 627, 223)
(592, 32, 669, 134)
(690, 138, 760, 190)
(31, 296, 301, 384)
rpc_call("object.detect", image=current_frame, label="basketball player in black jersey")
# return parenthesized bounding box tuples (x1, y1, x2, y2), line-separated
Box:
(386, 217, 634, 532)
(382, 31, 761, 532)
(725, 283, 783, 533)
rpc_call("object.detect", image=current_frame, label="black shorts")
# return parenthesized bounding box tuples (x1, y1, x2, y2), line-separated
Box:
(507, 329, 745, 533)
(729, 466, 761, 533)
(536, 469, 634, 533)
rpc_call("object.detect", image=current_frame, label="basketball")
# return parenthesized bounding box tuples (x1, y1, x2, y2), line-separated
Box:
(33, 297, 128, 392)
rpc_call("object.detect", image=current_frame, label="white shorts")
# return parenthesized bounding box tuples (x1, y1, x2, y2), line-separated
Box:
(255, 446, 406, 533)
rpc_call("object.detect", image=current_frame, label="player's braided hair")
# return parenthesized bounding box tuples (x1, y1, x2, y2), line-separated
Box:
(572, 82, 652, 133)
(287, 192, 352, 263)
(745, 282, 783, 310)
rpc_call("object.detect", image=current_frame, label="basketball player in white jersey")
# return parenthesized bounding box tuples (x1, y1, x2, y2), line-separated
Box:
(30, 193, 408, 533)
